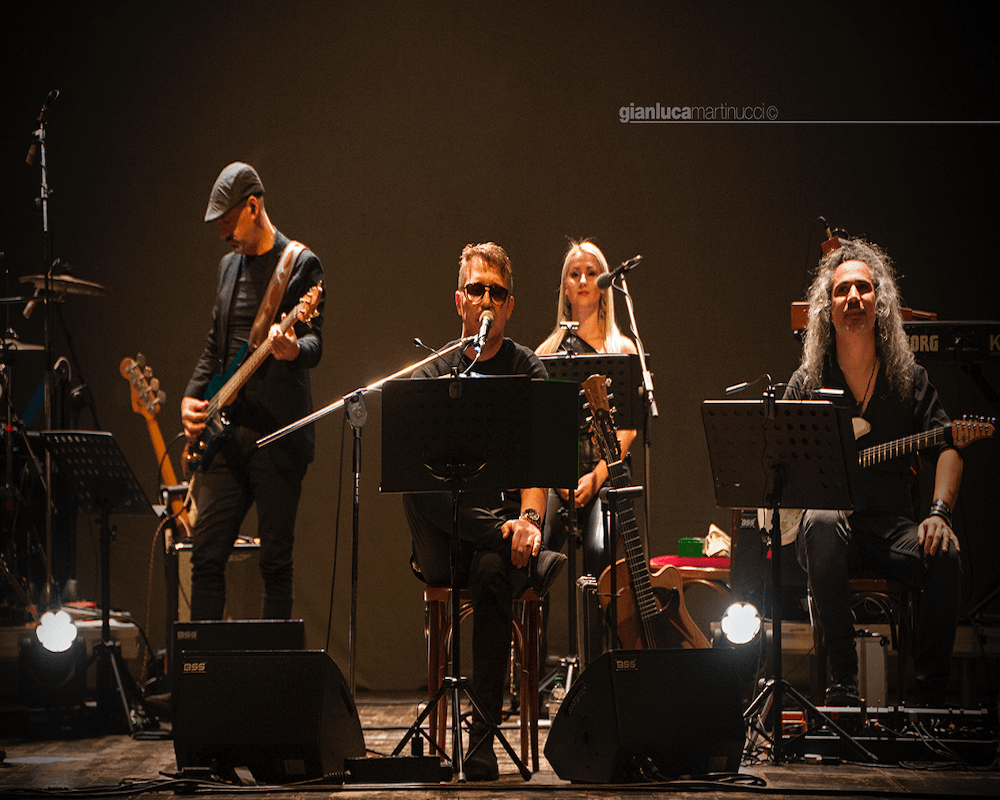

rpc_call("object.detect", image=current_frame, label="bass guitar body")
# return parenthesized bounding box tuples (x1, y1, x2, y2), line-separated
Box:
(183, 343, 247, 475)
(598, 560, 709, 650)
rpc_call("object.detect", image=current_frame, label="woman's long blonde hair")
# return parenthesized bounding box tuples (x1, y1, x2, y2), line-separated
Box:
(536, 240, 633, 354)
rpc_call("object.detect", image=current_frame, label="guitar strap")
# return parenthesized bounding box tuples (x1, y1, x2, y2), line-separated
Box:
(247, 240, 306, 350)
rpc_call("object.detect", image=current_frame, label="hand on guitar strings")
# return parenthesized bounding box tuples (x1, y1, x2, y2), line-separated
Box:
(269, 314, 301, 361)
(181, 396, 209, 444)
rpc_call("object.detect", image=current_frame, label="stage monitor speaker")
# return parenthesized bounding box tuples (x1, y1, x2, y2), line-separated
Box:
(170, 619, 305, 703)
(544, 648, 744, 782)
(173, 650, 365, 784)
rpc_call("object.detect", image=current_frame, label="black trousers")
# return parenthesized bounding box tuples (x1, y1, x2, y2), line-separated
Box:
(797, 509, 962, 702)
(189, 426, 305, 620)
(402, 492, 527, 727)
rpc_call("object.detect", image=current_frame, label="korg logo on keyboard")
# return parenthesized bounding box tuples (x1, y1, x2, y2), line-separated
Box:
(909, 334, 939, 353)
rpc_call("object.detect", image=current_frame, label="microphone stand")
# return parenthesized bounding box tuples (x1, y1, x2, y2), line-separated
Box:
(614, 273, 657, 555)
(27, 91, 59, 610)
(257, 336, 474, 694)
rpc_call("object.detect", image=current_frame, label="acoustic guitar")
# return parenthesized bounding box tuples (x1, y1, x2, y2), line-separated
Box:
(182, 282, 323, 475)
(119, 354, 194, 539)
(582, 374, 709, 650)
(761, 415, 995, 543)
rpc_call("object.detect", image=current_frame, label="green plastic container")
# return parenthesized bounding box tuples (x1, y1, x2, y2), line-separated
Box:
(678, 537, 704, 558)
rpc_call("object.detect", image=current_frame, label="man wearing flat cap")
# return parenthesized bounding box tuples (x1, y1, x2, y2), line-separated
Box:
(181, 162, 325, 620)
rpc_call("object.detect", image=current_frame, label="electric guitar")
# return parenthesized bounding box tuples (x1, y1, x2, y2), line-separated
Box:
(761, 416, 995, 543)
(582, 374, 709, 650)
(182, 282, 323, 475)
(119, 354, 194, 538)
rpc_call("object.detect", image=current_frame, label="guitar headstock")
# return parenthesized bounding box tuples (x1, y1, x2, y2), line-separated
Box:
(295, 282, 324, 326)
(119, 354, 167, 421)
(582, 373, 622, 464)
(953, 416, 995, 448)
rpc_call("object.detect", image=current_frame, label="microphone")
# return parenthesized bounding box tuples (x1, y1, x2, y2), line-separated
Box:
(26, 90, 60, 165)
(596, 255, 642, 290)
(475, 310, 494, 352)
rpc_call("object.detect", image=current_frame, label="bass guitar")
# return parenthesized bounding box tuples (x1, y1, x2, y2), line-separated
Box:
(182, 282, 323, 475)
(119, 354, 194, 539)
(582, 374, 709, 650)
(761, 415, 995, 543)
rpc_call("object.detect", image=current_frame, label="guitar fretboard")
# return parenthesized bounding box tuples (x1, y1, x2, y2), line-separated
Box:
(858, 426, 950, 468)
(605, 458, 660, 643)
(206, 303, 301, 415)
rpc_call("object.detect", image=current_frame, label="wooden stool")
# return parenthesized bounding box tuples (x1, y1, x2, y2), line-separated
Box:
(423, 586, 542, 772)
(808, 576, 915, 704)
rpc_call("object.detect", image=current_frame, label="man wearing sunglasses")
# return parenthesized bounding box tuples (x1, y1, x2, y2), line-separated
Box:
(402, 242, 567, 781)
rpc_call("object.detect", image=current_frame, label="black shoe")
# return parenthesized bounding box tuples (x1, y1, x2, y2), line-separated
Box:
(464, 723, 499, 781)
(825, 682, 864, 708)
(526, 548, 567, 598)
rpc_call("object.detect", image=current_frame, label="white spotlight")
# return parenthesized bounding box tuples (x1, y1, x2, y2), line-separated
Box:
(36, 609, 79, 653)
(721, 602, 761, 645)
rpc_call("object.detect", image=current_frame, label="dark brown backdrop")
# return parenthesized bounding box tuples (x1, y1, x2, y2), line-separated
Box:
(3, 2, 997, 690)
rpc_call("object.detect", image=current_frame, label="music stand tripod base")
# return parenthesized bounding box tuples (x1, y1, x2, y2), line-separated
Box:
(701, 399, 876, 764)
(381, 376, 577, 780)
(43, 431, 157, 734)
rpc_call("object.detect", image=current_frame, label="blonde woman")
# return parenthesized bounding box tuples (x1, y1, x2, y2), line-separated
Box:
(536, 240, 637, 667)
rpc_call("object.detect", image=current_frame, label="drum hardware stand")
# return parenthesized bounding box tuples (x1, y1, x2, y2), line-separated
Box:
(702, 394, 877, 765)
(380, 375, 577, 781)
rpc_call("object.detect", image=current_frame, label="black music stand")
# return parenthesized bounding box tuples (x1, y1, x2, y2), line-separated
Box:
(42, 431, 158, 734)
(701, 399, 877, 764)
(539, 355, 641, 674)
(382, 376, 576, 781)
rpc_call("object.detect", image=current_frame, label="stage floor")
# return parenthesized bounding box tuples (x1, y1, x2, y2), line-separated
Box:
(2, 693, 998, 799)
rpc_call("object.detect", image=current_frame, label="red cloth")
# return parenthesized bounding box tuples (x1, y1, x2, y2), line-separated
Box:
(649, 555, 730, 569)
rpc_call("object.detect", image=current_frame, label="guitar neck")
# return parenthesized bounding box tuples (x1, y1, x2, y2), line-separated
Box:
(858, 425, 948, 468)
(605, 459, 660, 635)
(143, 417, 191, 524)
(208, 307, 299, 413)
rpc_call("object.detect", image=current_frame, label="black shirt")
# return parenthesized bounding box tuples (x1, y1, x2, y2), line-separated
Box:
(784, 356, 953, 519)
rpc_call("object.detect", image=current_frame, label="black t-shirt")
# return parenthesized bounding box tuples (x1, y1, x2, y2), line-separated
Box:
(414, 337, 548, 380)
(412, 338, 548, 509)
(784, 356, 952, 519)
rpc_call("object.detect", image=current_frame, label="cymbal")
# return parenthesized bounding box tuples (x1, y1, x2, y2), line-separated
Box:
(20, 273, 107, 297)
(1, 337, 44, 352)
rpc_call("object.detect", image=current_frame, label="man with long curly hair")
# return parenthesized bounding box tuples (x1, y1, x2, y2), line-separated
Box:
(785, 238, 963, 708)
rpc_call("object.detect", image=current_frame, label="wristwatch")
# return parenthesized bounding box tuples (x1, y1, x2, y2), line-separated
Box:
(519, 508, 542, 530)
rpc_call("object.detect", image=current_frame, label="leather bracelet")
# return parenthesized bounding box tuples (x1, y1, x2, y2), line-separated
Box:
(929, 499, 953, 528)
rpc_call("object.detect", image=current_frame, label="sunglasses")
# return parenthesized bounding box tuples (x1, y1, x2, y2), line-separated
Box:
(463, 282, 509, 304)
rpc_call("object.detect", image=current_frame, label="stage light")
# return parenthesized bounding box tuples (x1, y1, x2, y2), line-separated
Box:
(721, 602, 761, 645)
(36, 609, 79, 653)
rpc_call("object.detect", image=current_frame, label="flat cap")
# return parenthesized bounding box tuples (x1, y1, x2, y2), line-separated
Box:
(204, 162, 265, 222)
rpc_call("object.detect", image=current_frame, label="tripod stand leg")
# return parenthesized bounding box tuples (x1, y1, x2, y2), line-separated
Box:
(391, 678, 452, 760)
(782, 681, 879, 763)
(94, 640, 157, 734)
